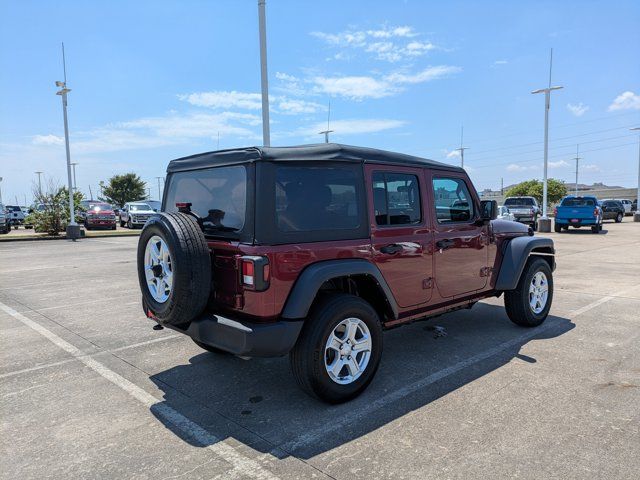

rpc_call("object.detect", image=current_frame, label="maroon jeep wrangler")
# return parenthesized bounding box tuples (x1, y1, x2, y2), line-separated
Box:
(137, 144, 555, 403)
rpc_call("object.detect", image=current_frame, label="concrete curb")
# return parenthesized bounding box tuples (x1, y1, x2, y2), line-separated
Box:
(0, 231, 140, 242)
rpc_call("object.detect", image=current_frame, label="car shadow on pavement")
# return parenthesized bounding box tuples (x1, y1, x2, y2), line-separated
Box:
(558, 228, 609, 235)
(148, 303, 574, 459)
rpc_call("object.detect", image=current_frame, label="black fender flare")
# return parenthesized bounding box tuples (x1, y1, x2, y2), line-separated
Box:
(495, 236, 555, 291)
(281, 259, 399, 320)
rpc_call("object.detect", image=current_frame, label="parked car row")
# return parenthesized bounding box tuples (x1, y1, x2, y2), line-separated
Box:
(496, 196, 636, 235)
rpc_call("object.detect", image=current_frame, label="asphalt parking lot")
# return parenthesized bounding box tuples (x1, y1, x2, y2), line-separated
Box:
(1, 222, 639, 479)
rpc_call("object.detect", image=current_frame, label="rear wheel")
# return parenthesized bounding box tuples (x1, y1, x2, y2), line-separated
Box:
(554, 222, 562, 233)
(504, 257, 553, 327)
(290, 294, 383, 403)
(127, 218, 133, 229)
(615, 213, 623, 223)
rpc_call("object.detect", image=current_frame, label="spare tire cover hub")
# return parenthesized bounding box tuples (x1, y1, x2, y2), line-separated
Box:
(144, 235, 173, 303)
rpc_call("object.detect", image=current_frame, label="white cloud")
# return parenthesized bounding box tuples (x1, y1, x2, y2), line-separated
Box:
(312, 75, 394, 100)
(277, 98, 324, 115)
(608, 91, 640, 111)
(302, 118, 405, 136)
(548, 160, 570, 168)
(312, 65, 461, 100)
(32, 134, 64, 146)
(493, 60, 508, 65)
(312, 25, 437, 62)
(582, 164, 601, 172)
(567, 102, 589, 116)
(506, 163, 537, 172)
(446, 149, 461, 159)
(178, 91, 263, 110)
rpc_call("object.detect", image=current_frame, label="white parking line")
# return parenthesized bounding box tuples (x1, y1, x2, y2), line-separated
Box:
(278, 285, 640, 454)
(0, 301, 278, 480)
(0, 334, 182, 380)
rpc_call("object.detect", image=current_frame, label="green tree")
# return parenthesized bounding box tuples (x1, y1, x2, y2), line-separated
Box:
(100, 173, 147, 208)
(505, 178, 567, 205)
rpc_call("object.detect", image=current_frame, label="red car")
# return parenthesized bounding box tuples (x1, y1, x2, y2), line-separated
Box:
(84, 203, 117, 230)
(137, 144, 555, 403)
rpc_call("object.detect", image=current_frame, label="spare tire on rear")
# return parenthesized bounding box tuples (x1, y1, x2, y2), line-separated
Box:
(137, 212, 211, 326)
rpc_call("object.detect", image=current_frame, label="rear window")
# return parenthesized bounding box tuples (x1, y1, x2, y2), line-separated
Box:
(561, 197, 595, 207)
(164, 165, 247, 237)
(504, 198, 534, 206)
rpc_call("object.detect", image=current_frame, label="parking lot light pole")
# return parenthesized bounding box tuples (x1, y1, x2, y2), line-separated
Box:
(56, 80, 79, 239)
(631, 127, 640, 222)
(0, 177, 3, 204)
(155, 176, 163, 201)
(71, 163, 78, 192)
(258, 0, 270, 147)
(34, 171, 43, 194)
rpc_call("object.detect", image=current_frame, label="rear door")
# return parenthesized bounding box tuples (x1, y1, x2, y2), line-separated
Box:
(366, 164, 433, 308)
(429, 173, 489, 298)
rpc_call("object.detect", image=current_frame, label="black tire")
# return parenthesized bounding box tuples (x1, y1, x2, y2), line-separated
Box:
(127, 218, 133, 229)
(111, 224, 117, 230)
(615, 213, 622, 223)
(192, 338, 229, 354)
(531, 218, 538, 231)
(554, 222, 561, 233)
(120, 219, 125, 227)
(290, 294, 383, 404)
(591, 223, 600, 233)
(504, 257, 553, 328)
(137, 212, 211, 327)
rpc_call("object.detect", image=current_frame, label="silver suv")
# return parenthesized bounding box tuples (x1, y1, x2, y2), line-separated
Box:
(503, 196, 541, 230)
(119, 202, 156, 228)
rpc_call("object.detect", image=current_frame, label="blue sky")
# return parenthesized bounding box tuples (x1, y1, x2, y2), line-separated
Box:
(1, 0, 639, 204)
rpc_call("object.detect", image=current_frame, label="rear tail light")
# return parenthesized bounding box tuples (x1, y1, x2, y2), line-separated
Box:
(553, 207, 557, 217)
(239, 256, 270, 291)
(594, 208, 598, 217)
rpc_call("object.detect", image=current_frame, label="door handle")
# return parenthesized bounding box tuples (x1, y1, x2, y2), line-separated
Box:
(436, 239, 455, 250)
(380, 244, 403, 255)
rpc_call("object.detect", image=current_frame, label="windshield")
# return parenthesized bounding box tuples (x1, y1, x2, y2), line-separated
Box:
(164, 165, 247, 236)
(89, 203, 113, 212)
(504, 198, 534, 206)
(7, 206, 21, 212)
(130, 204, 152, 211)
(561, 197, 595, 207)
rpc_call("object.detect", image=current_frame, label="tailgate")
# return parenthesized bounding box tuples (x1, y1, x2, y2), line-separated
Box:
(556, 206, 594, 220)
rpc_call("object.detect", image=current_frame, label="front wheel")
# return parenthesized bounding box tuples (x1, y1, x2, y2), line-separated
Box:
(615, 213, 623, 223)
(290, 294, 383, 403)
(504, 257, 553, 327)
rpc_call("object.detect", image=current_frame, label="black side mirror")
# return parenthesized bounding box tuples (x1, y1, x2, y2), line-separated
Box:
(480, 200, 498, 221)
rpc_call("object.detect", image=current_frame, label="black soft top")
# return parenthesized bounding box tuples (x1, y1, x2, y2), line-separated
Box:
(166, 143, 463, 173)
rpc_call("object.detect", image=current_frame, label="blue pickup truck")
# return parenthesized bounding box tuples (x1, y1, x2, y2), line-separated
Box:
(554, 196, 603, 233)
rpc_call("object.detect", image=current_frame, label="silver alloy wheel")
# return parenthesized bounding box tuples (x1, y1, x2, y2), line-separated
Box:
(529, 271, 549, 314)
(144, 235, 173, 303)
(324, 317, 372, 385)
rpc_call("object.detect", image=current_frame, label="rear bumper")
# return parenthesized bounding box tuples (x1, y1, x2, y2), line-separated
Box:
(164, 313, 304, 357)
(514, 216, 536, 223)
(555, 218, 597, 226)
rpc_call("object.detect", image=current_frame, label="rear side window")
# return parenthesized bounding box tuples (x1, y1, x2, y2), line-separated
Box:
(372, 172, 422, 225)
(164, 165, 248, 237)
(275, 165, 360, 232)
(433, 177, 474, 223)
(561, 197, 595, 207)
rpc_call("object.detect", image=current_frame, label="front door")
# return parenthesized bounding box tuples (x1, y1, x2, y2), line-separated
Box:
(430, 175, 488, 298)
(366, 165, 433, 308)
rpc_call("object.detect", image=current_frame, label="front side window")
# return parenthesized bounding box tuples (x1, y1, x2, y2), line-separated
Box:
(433, 177, 474, 223)
(372, 172, 422, 226)
(165, 165, 247, 236)
(275, 165, 360, 232)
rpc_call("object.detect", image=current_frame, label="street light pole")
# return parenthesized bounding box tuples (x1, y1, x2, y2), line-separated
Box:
(258, 0, 271, 147)
(531, 49, 563, 232)
(573, 145, 581, 197)
(70, 162, 78, 192)
(35, 171, 43, 194)
(631, 127, 640, 222)
(318, 99, 333, 143)
(456, 126, 469, 168)
(155, 176, 163, 201)
(56, 43, 79, 239)
(0, 177, 3, 205)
